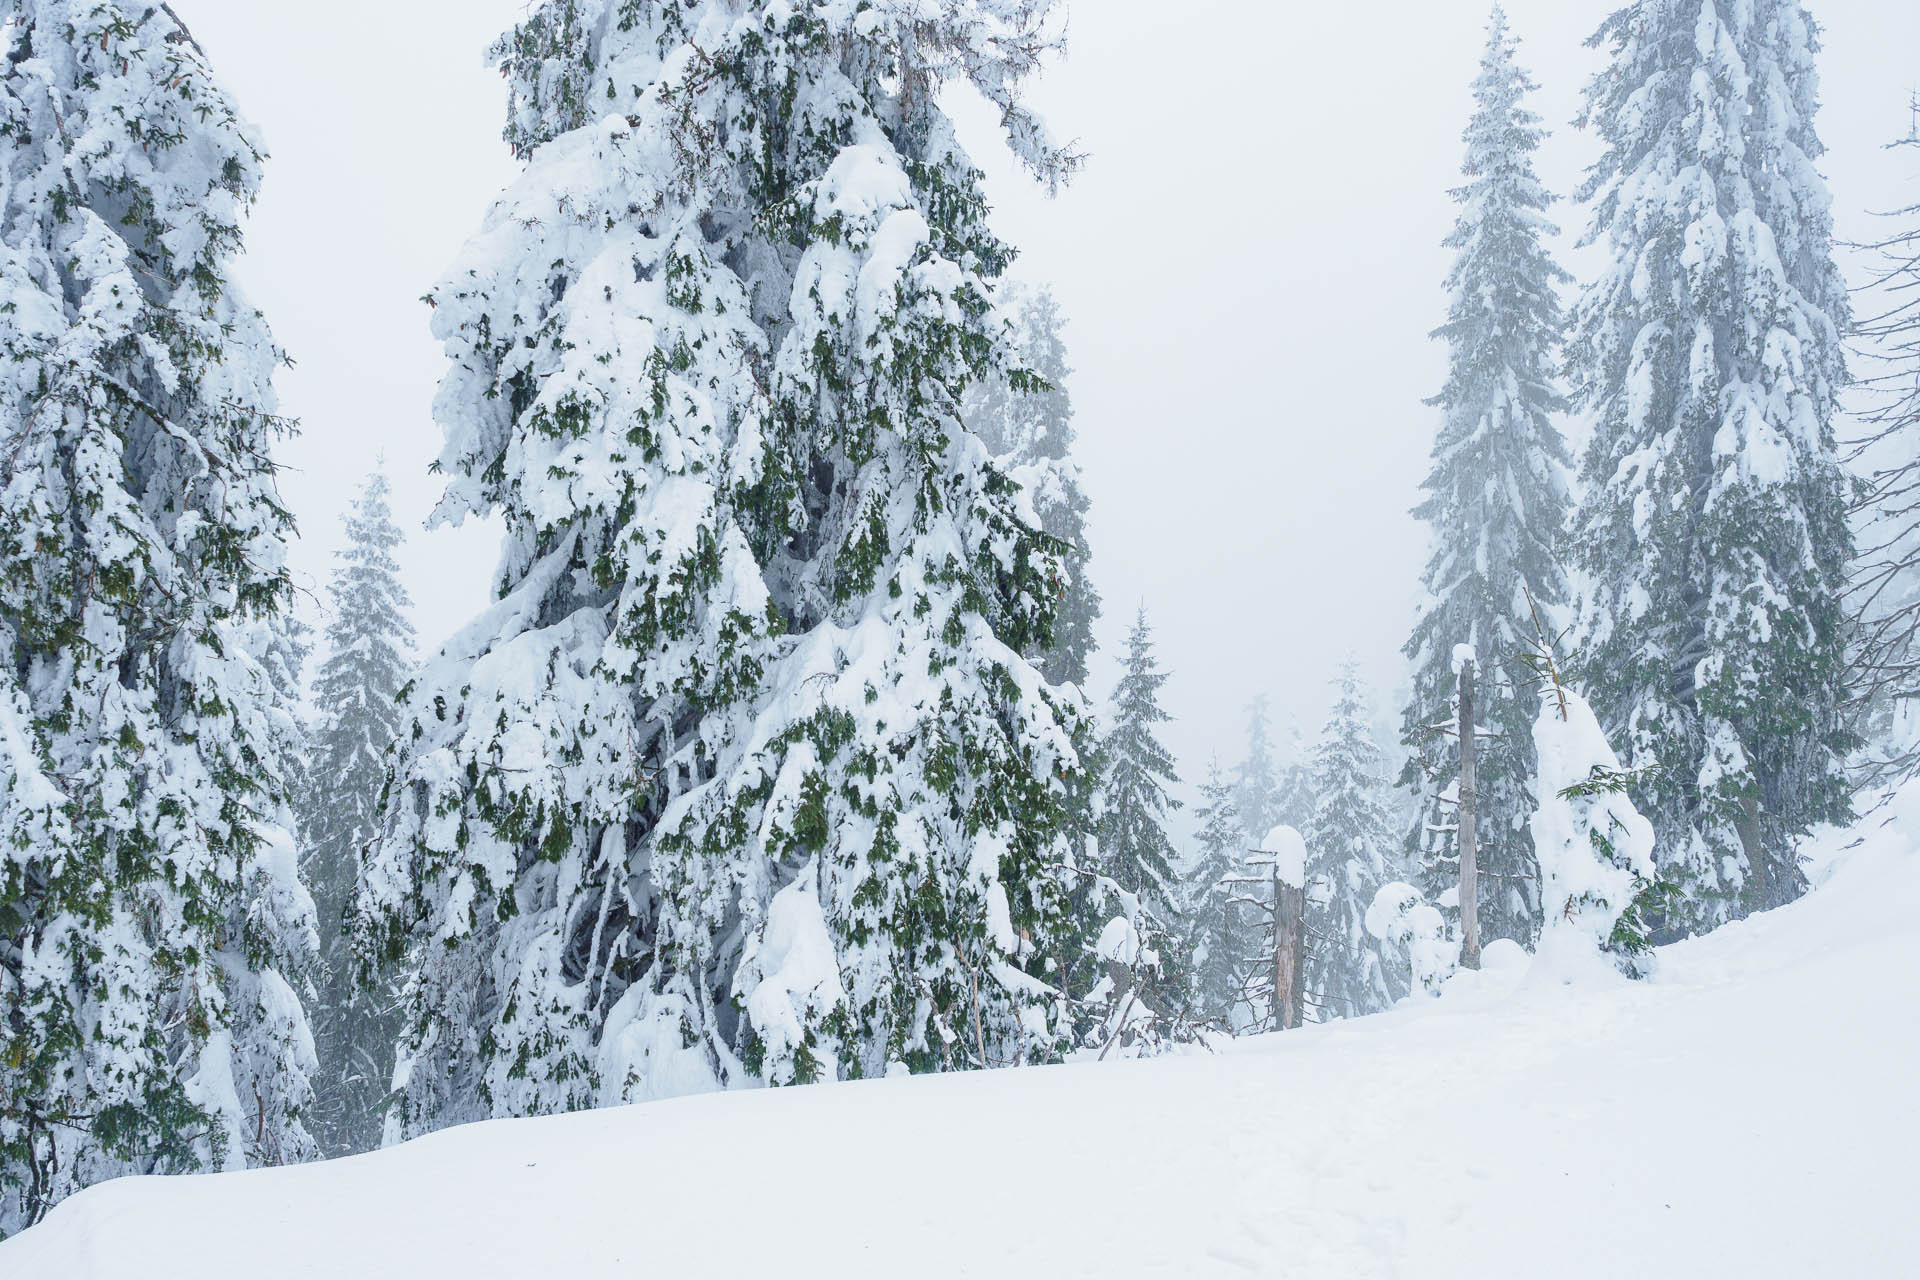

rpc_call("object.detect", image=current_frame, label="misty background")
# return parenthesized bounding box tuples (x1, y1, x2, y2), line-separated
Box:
(176, 0, 1920, 825)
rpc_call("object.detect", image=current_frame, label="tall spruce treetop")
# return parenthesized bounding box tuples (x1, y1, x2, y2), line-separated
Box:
(1234, 696, 1280, 842)
(1272, 715, 1314, 832)
(1183, 756, 1247, 1024)
(0, 1, 317, 1231)
(1097, 608, 1181, 914)
(303, 471, 413, 1157)
(1305, 664, 1403, 1020)
(962, 283, 1100, 688)
(1570, 0, 1855, 934)
(360, 0, 1090, 1138)
(1400, 6, 1572, 946)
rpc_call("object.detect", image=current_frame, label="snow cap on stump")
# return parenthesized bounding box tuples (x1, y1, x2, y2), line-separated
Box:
(1260, 824, 1308, 889)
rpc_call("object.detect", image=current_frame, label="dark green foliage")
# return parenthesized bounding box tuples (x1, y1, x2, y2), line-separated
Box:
(1098, 609, 1183, 912)
(961, 284, 1101, 689)
(1570, 0, 1857, 937)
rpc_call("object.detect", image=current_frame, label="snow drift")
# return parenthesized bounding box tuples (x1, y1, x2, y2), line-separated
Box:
(6, 796, 1917, 1278)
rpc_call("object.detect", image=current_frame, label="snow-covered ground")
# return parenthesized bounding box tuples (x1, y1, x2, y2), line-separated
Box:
(9, 798, 1918, 1279)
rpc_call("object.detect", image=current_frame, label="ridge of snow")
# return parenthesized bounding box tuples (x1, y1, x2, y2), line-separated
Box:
(7, 797, 1917, 1278)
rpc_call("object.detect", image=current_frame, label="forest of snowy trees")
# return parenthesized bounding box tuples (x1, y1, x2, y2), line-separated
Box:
(3, 0, 1918, 1242)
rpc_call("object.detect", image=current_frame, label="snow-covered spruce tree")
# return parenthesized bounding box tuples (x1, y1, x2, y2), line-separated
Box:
(301, 472, 414, 1157)
(360, 0, 1089, 1137)
(1272, 715, 1314, 832)
(1080, 607, 1186, 1034)
(962, 282, 1100, 688)
(1234, 696, 1281, 842)
(1183, 757, 1249, 1024)
(1303, 665, 1404, 1020)
(1569, 0, 1856, 937)
(959, 281, 1100, 966)
(1097, 608, 1182, 914)
(0, 1, 317, 1231)
(1529, 685, 1659, 978)
(1365, 882, 1457, 999)
(241, 610, 314, 821)
(1400, 5, 1571, 948)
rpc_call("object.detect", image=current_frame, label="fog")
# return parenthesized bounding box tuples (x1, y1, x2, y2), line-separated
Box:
(176, 0, 1920, 817)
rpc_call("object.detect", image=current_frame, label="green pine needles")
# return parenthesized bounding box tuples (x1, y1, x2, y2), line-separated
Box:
(359, 0, 1101, 1137)
(1570, 0, 1857, 938)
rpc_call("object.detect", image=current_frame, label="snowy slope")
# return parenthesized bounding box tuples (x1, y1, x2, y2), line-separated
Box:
(8, 803, 1918, 1279)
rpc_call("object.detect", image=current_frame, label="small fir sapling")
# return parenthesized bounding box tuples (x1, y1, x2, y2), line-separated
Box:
(1528, 690, 1660, 978)
(1366, 883, 1459, 998)
(1523, 603, 1661, 978)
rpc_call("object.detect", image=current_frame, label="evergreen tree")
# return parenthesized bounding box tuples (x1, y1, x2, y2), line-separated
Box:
(1183, 758, 1250, 1025)
(1365, 881, 1458, 998)
(302, 472, 414, 1157)
(1234, 697, 1280, 842)
(1071, 609, 1187, 1043)
(1098, 608, 1182, 914)
(242, 612, 314, 818)
(961, 282, 1101, 980)
(1570, 0, 1856, 936)
(1304, 665, 1403, 1020)
(1272, 716, 1315, 832)
(962, 283, 1100, 688)
(1400, 6, 1572, 948)
(0, 2, 317, 1231)
(360, 0, 1090, 1138)
(1529, 684, 1660, 978)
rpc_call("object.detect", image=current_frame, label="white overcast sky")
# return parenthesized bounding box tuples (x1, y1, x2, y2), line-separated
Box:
(175, 0, 1920, 818)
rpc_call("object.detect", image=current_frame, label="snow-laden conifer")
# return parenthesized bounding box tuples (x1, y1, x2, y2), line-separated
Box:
(0, 1, 316, 1230)
(1304, 665, 1404, 1019)
(1234, 697, 1281, 842)
(300, 472, 414, 1156)
(1529, 686, 1659, 977)
(1365, 883, 1458, 998)
(1400, 6, 1571, 947)
(1073, 608, 1188, 1043)
(961, 283, 1100, 945)
(1097, 608, 1182, 915)
(1570, 0, 1856, 935)
(1183, 758, 1249, 1025)
(242, 612, 314, 820)
(1272, 716, 1314, 832)
(962, 283, 1099, 688)
(1059, 610, 1190, 1051)
(361, 0, 1089, 1137)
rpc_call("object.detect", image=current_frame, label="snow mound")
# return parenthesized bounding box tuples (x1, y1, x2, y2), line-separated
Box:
(6, 809, 1918, 1278)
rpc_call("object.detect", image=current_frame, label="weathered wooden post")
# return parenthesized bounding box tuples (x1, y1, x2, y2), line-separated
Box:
(1273, 870, 1306, 1031)
(1457, 649, 1482, 971)
(1260, 826, 1309, 1030)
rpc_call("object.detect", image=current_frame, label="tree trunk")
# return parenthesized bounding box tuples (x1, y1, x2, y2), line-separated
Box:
(1273, 871, 1307, 1031)
(1458, 657, 1482, 970)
